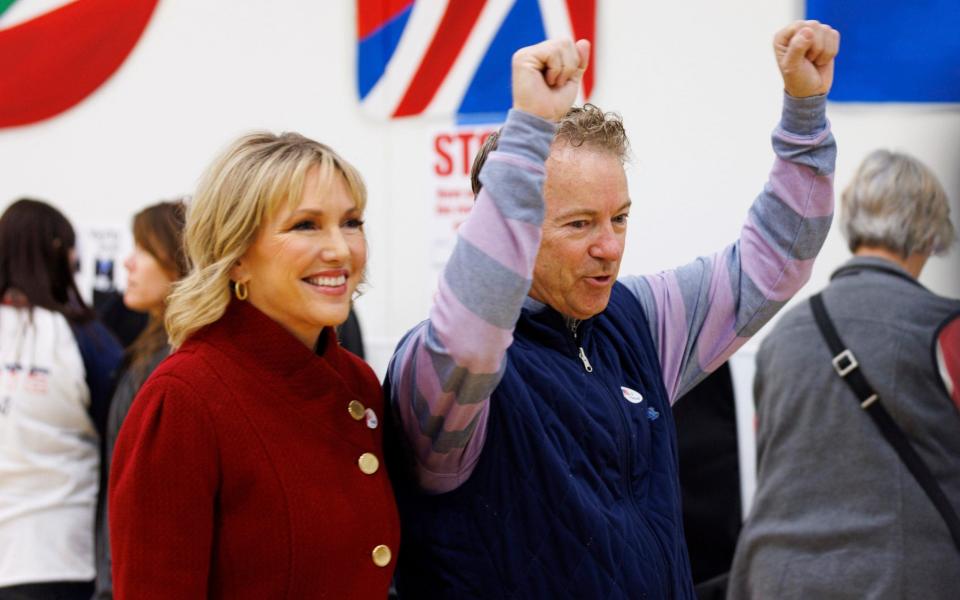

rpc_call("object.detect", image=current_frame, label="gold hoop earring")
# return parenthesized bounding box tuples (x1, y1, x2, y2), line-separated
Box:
(234, 281, 248, 301)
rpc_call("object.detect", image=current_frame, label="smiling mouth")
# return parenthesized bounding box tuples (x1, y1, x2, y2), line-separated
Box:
(303, 274, 347, 287)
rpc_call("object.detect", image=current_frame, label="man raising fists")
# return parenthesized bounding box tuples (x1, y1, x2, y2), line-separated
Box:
(388, 22, 839, 599)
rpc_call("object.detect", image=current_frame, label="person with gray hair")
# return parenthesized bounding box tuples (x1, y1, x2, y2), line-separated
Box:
(728, 149, 960, 599)
(841, 148, 955, 260)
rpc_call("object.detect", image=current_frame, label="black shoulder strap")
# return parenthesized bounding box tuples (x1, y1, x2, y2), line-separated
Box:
(809, 293, 960, 552)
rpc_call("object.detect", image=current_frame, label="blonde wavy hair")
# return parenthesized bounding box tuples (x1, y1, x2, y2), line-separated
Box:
(165, 132, 367, 348)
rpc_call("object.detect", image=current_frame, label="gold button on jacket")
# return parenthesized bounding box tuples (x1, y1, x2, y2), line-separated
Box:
(372, 544, 392, 567)
(347, 400, 365, 420)
(358, 452, 379, 475)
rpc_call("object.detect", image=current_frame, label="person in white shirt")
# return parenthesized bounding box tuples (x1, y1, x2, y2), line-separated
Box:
(0, 199, 122, 600)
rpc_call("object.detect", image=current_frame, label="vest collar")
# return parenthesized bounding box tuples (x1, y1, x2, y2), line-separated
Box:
(831, 256, 924, 289)
(520, 295, 597, 347)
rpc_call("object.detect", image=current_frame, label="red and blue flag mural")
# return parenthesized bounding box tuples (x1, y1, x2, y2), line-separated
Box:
(357, 0, 595, 122)
(806, 0, 960, 102)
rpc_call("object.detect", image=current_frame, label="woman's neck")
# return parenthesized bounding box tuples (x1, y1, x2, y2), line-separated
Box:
(853, 245, 927, 279)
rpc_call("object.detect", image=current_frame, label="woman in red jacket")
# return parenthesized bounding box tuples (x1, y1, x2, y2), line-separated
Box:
(108, 133, 400, 599)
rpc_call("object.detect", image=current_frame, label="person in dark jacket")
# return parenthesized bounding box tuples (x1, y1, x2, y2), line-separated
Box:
(673, 363, 741, 595)
(385, 22, 840, 599)
(0, 199, 122, 600)
(92, 200, 187, 600)
(728, 149, 960, 599)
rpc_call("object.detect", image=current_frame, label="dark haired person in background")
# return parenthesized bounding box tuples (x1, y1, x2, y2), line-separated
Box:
(93, 200, 187, 600)
(0, 199, 122, 600)
(673, 363, 741, 598)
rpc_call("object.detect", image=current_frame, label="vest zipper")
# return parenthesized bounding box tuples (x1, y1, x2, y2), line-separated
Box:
(603, 370, 668, 590)
(570, 315, 671, 589)
(569, 319, 593, 373)
(572, 315, 674, 593)
(577, 347, 593, 372)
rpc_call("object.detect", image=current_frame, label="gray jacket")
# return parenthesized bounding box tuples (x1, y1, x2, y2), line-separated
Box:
(728, 257, 960, 599)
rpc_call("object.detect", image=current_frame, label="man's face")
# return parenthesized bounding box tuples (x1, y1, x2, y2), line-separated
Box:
(530, 144, 630, 320)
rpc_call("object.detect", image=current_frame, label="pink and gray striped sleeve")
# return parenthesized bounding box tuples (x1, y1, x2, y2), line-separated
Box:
(387, 110, 555, 494)
(622, 94, 836, 403)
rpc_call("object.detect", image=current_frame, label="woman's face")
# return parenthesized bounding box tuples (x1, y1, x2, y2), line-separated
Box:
(234, 168, 366, 348)
(123, 245, 174, 314)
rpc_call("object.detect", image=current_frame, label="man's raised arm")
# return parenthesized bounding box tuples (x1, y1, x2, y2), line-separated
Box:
(623, 21, 841, 402)
(387, 40, 590, 493)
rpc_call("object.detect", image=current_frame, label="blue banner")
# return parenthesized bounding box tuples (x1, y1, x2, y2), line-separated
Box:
(806, 0, 960, 102)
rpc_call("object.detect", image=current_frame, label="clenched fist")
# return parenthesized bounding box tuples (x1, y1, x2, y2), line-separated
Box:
(774, 20, 840, 98)
(512, 39, 591, 122)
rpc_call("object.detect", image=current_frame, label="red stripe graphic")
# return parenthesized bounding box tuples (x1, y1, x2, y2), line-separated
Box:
(357, 0, 414, 40)
(392, 0, 487, 118)
(0, 0, 159, 129)
(565, 0, 595, 98)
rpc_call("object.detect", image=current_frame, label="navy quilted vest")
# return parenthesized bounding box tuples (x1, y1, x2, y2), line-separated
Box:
(387, 283, 695, 599)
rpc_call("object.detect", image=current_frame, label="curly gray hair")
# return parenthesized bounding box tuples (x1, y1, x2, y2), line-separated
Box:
(471, 104, 629, 196)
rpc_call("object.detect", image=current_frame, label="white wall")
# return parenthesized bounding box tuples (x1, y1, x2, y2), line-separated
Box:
(1, 1, 957, 384)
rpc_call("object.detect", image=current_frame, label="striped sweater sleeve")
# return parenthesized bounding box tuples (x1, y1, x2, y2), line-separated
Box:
(387, 110, 555, 494)
(622, 94, 836, 403)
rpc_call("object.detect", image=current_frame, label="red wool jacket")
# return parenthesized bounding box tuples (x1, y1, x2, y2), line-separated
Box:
(109, 300, 400, 599)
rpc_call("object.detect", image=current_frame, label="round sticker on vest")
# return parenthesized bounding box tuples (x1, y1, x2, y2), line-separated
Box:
(365, 408, 379, 429)
(621, 386, 644, 404)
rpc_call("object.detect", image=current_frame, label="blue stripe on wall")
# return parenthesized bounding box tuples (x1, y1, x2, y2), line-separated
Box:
(357, 4, 413, 100)
(456, 0, 547, 116)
